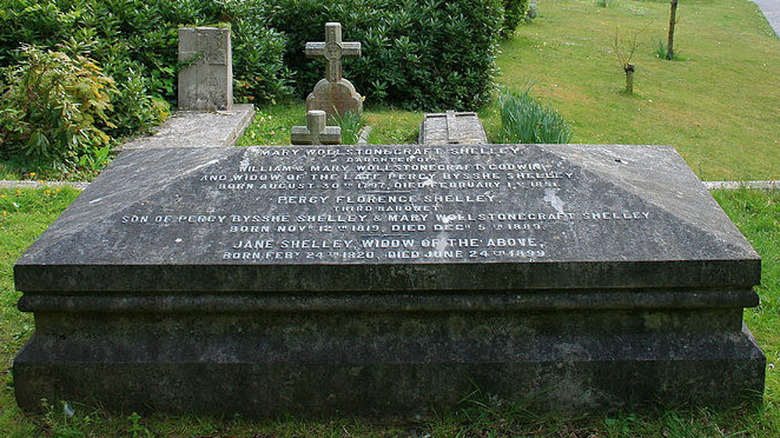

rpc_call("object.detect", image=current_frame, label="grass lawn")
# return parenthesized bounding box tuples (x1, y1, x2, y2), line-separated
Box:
(239, 0, 780, 182)
(497, 0, 780, 181)
(0, 186, 778, 435)
(236, 103, 424, 146)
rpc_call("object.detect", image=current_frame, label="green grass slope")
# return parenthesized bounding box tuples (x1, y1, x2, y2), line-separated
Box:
(496, 0, 780, 180)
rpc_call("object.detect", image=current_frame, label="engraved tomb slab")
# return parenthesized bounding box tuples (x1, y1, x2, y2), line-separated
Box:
(15, 144, 759, 291)
(13, 143, 765, 416)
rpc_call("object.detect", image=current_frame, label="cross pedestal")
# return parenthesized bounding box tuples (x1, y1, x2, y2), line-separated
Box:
(305, 22, 363, 118)
(291, 110, 341, 145)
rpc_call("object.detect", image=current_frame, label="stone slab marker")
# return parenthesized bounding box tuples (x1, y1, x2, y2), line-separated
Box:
(305, 22, 363, 117)
(419, 111, 488, 144)
(291, 110, 341, 145)
(178, 26, 233, 111)
(13, 144, 766, 417)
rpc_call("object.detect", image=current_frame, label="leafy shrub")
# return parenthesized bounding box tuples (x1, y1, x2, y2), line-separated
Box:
(0, 0, 293, 129)
(0, 45, 117, 168)
(261, 0, 503, 111)
(497, 88, 573, 144)
(1, 0, 507, 117)
(0, 1, 79, 65)
(526, 2, 538, 20)
(109, 69, 171, 137)
(502, 0, 530, 38)
(225, 2, 294, 104)
(0, 0, 509, 174)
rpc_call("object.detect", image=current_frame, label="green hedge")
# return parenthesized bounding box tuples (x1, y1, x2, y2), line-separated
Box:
(502, 0, 530, 38)
(0, 0, 292, 136)
(262, 0, 503, 111)
(1, 0, 513, 170)
(1, 0, 510, 116)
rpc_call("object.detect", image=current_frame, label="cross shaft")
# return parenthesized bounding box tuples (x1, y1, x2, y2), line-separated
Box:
(291, 110, 341, 145)
(306, 22, 361, 82)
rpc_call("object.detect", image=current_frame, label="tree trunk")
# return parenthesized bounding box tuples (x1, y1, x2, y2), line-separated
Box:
(624, 63, 634, 94)
(667, 0, 678, 60)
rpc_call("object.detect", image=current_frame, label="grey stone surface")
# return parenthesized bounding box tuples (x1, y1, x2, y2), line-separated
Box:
(120, 104, 254, 149)
(419, 111, 488, 145)
(178, 27, 233, 111)
(291, 110, 341, 145)
(703, 180, 780, 190)
(14, 144, 761, 290)
(305, 22, 363, 117)
(13, 144, 765, 416)
(356, 125, 372, 145)
(0, 180, 89, 190)
(751, 0, 780, 37)
(4, 177, 777, 193)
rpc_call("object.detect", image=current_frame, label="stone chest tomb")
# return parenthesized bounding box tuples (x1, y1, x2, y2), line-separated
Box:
(13, 144, 765, 416)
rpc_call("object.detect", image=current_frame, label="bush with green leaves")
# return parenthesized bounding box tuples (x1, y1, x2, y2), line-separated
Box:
(0, 0, 509, 117)
(0, 0, 293, 135)
(502, 0, 530, 38)
(0, 45, 116, 169)
(225, 1, 294, 105)
(0, 0, 511, 175)
(497, 88, 573, 144)
(261, 0, 503, 111)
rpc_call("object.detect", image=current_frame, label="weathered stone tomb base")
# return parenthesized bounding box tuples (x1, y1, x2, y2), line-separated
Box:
(15, 288, 764, 417)
(13, 144, 765, 417)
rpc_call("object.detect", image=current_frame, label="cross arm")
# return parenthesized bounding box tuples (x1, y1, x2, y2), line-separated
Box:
(305, 42, 326, 58)
(341, 42, 361, 58)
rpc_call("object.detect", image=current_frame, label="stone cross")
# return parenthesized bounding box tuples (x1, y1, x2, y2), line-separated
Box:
(291, 110, 341, 145)
(305, 22, 361, 83)
(304, 22, 363, 118)
(178, 27, 233, 111)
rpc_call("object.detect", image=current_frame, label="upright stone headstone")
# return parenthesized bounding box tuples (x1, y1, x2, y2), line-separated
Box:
(13, 144, 765, 417)
(305, 22, 363, 118)
(291, 110, 341, 145)
(178, 26, 233, 111)
(419, 111, 488, 145)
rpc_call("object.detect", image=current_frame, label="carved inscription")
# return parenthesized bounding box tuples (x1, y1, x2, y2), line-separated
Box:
(120, 145, 653, 263)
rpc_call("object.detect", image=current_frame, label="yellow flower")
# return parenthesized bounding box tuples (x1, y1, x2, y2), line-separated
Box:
(0, 195, 5, 198)
(16, 190, 20, 195)
(29, 172, 36, 177)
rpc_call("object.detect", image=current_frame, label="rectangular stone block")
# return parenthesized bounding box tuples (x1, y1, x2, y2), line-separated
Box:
(13, 144, 765, 417)
(178, 27, 232, 111)
(419, 111, 488, 145)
